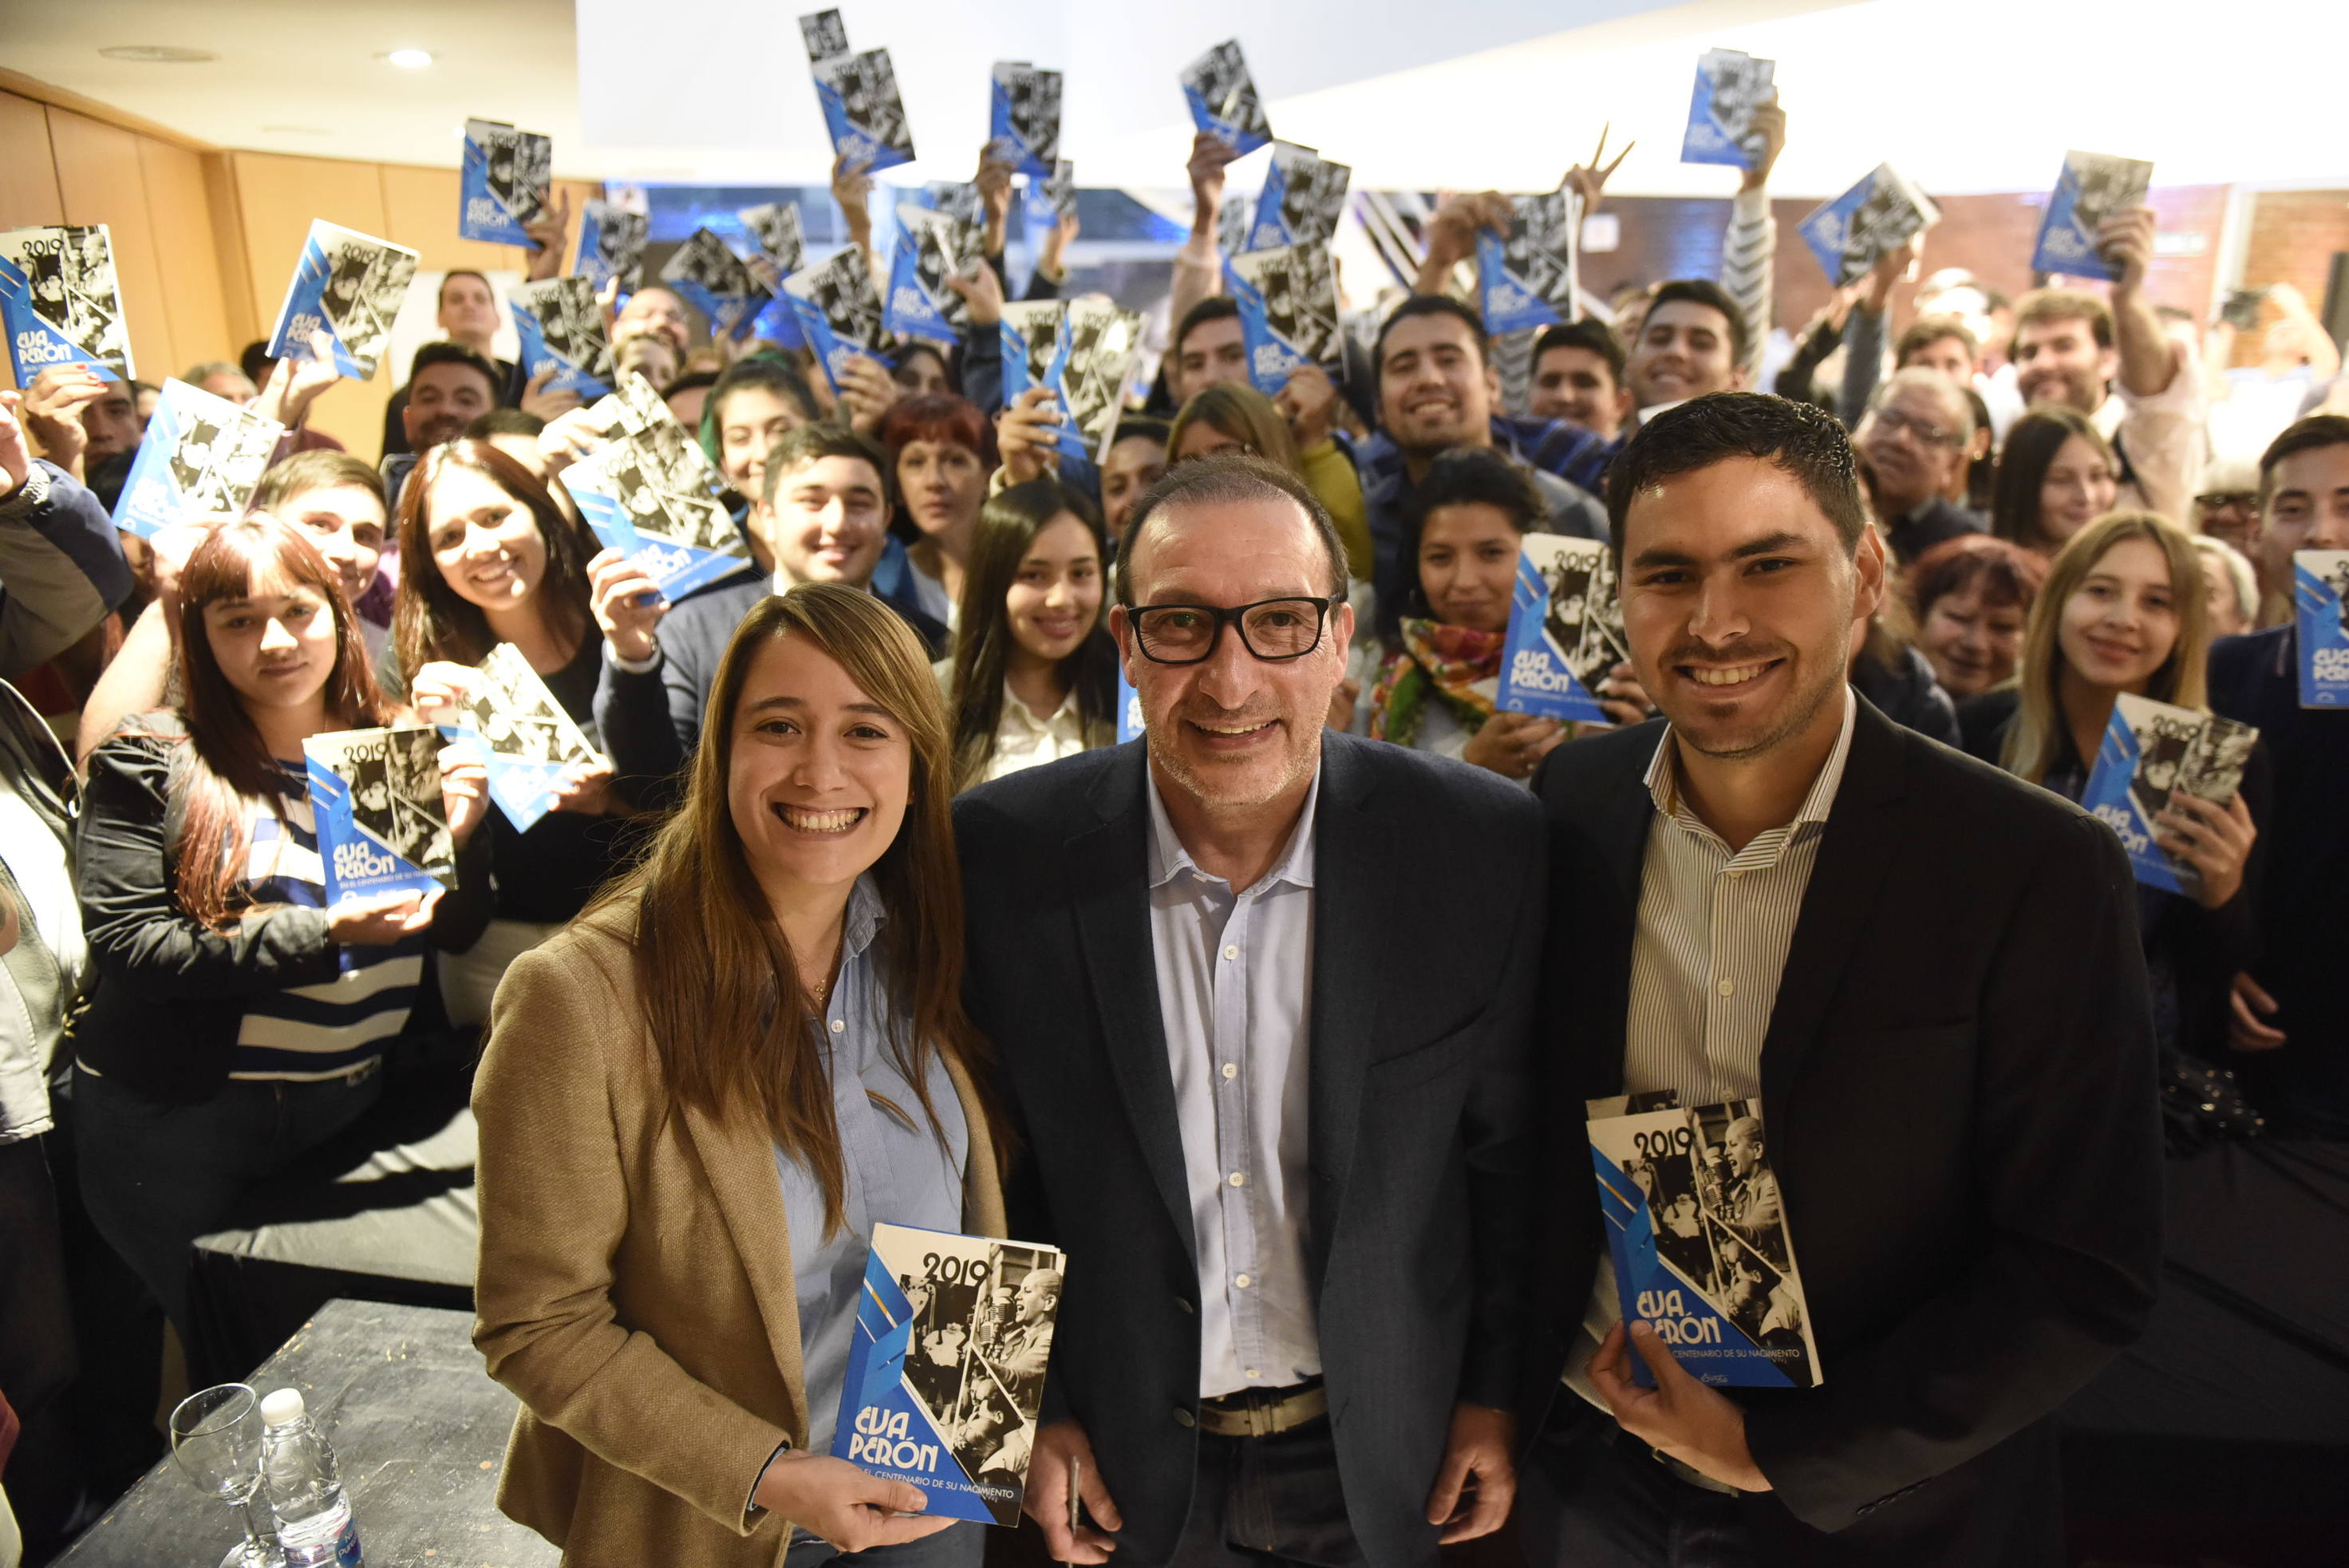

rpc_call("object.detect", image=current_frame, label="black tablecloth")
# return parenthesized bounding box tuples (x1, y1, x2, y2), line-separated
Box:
(57, 1297, 555, 1566)
(187, 1061, 480, 1386)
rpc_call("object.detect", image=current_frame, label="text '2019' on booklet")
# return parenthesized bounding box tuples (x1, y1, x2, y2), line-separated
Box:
(111, 378, 285, 540)
(302, 727, 456, 905)
(436, 642, 600, 835)
(2296, 550, 2349, 708)
(834, 1223, 1066, 1527)
(1588, 1095, 1820, 1389)
(1498, 533, 1628, 725)
(2080, 693, 2258, 896)
(460, 118, 553, 247)
(265, 220, 420, 381)
(0, 224, 133, 384)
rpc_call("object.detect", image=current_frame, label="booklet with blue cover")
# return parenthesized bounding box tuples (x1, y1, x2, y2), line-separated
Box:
(2079, 693, 2259, 895)
(1498, 533, 1627, 725)
(438, 642, 600, 833)
(264, 219, 420, 380)
(2029, 150, 2154, 282)
(989, 61, 1062, 180)
(811, 45, 917, 172)
(1476, 189, 1580, 338)
(1226, 240, 1340, 397)
(1587, 1094, 1820, 1389)
(510, 276, 614, 401)
(886, 206, 972, 346)
(1001, 298, 1143, 463)
(0, 224, 133, 384)
(577, 200, 648, 293)
(460, 119, 553, 247)
(303, 726, 456, 905)
(1680, 49, 1775, 169)
(738, 202, 807, 274)
(1182, 39, 1272, 155)
(111, 378, 285, 539)
(784, 245, 886, 393)
(1001, 300, 1074, 457)
(2299, 551, 2349, 708)
(1796, 164, 1940, 287)
(659, 227, 772, 342)
(560, 373, 748, 601)
(1116, 666, 1143, 744)
(1248, 142, 1350, 252)
(833, 1222, 1067, 1527)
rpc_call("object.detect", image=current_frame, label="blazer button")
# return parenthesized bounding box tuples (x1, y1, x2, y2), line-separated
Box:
(1173, 1408, 1196, 1428)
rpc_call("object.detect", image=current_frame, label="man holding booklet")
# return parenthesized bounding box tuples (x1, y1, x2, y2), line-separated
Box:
(1525, 394, 2160, 1564)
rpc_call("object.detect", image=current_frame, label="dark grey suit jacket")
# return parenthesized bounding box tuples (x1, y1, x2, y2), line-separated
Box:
(954, 733, 1544, 1567)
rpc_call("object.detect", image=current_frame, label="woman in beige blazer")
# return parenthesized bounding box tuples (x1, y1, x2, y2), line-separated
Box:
(474, 583, 1008, 1568)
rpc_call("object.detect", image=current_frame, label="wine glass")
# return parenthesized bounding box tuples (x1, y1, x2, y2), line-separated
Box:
(169, 1384, 287, 1568)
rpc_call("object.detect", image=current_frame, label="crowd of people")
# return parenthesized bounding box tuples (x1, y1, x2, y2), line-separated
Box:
(0, 75, 2343, 1568)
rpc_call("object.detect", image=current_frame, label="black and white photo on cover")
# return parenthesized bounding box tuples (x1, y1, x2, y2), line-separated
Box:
(2126, 704, 2202, 821)
(14, 227, 126, 357)
(2069, 154, 2152, 237)
(480, 124, 551, 226)
(610, 423, 737, 554)
(1002, 301, 1062, 387)
(2177, 717, 2256, 805)
(1061, 302, 1143, 444)
(738, 203, 806, 273)
(1002, 65, 1061, 167)
(799, 8, 849, 61)
(339, 729, 452, 874)
(661, 228, 752, 295)
(1041, 160, 1076, 219)
(318, 236, 410, 369)
(799, 247, 885, 351)
(1185, 41, 1270, 144)
(1271, 144, 1352, 248)
(1707, 50, 1775, 156)
(1538, 544, 1629, 690)
(1501, 190, 1577, 310)
(586, 202, 647, 289)
(1238, 242, 1341, 369)
(521, 278, 613, 379)
(821, 49, 912, 158)
(464, 648, 597, 770)
(901, 209, 972, 330)
(1836, 178, 1925, 285)
(167, 408, 278, 520)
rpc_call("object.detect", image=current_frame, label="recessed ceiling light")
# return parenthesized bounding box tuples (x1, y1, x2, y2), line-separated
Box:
(99, 45, 217, 64)
(382, 48, 434, 69)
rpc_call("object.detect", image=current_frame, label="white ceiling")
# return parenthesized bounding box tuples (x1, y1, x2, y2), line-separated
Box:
(12, 0, 2349, 199)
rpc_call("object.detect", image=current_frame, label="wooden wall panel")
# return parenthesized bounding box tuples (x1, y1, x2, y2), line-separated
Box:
(379, 164, 522, 274)
(229, 152, 395, 451)
(137, 137, 234, 379)
(0, 93, 64, 231)
(46, 109, 177, 385)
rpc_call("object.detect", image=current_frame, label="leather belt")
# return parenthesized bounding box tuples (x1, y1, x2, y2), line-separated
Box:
(1197, 1380, 1327, 1439)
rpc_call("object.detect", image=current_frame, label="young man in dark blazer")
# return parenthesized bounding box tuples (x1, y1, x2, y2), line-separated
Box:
(955, 456, 1542, 1568)
(1523, 394, 2161, 1566)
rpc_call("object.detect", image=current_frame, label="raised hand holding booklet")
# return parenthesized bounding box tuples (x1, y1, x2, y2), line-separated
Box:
(1797, 164, 1940, 287)
(2298, 551, 2349, 707)
(1588, 1095, 1820, 1389)
(886, 206, 972, 346)
(0, 224, 133, 382)
(1680, 49, 1776, 169)
(659, 227, 772, 342)
(1001, 299, 1143, 463)
(302, 726, 456, 904)
(511, 276, 614, 401)
(112, 378, 285, 539)
(738, 202, 807, 274)
(577, 200, 647, 292)
(265, 220, 420, 379)
(2081, 693, 2259, 895)
(560, 373, 748, 601)
(812, 45, 917, 172)
(785, 246, 887, 393)
(989, 61, 1063, 180)
(439, 643, 600, 832)
(2030, 151, 2154, 282)
(1498, 533, 1627, 725)
(1182, 40, 1272, 155)
(1249, 142, 1351, 252)
(833, 1223, 1066, 1526)
(1477, 189, 1580, 337)
(1226, 241, 1340, 397)
(460, 119, 553, 246)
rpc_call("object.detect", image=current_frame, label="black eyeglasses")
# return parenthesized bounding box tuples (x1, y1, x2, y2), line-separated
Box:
(1127, 596, 1340, 666)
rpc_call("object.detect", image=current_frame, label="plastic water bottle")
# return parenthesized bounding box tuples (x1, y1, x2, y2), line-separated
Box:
(259, 1388, 363, 1567)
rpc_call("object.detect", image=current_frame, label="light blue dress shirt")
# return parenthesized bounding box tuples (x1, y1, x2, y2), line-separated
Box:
(1146, 765, 1323, 1399)
(776, 875, 969, 1456)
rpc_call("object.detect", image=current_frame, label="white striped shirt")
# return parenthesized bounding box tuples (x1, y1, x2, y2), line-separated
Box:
(1720, 187, 1777, 385)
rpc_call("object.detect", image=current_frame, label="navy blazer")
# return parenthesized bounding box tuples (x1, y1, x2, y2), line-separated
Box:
(954, 732, 1544, 1568)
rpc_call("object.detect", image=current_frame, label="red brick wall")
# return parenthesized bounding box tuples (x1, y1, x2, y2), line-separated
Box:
(2230, 188, 2349, 366)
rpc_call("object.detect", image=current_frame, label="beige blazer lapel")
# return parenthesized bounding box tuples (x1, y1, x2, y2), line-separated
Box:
(678, 1101, 810, 1447)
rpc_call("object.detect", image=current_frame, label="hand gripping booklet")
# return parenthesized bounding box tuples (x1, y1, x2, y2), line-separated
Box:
(812, 45, 917, 172)
(577, 200, 648, 293)
(660, 227, 772, 343)
(1182, 39, 1272, 156)
(1476, 189, 1580, 338)
(784, 246, 886, 394)
(1226, 240, 1340, 397)
(1249, 142, 1351, 253)
(511, 276, 614, 401)
(1588, 1095, 1821, 1389)
(1001, 299, 1144, 464)
(1498, 533, 1629, 725)
(560, 373, 748, 602)
(886, 207, 972, 346)
(0, 224, 134, 382)
(2297, 551, 2349, 708)
(302, 726, 456, 905)
(2080, 693, 2259, 895)
(265, 220, 420, 380)
(833, 1223, 1067, 1526)
(1680, 49, 1776, 169)
(111, 378, 286, 539)
(2030, 151, 2154, 282)
(437, 642, 600, 833)
(460, 119, 553, 247)
(1797, 164, 1941, 288)
(989, 61, 1063, 180)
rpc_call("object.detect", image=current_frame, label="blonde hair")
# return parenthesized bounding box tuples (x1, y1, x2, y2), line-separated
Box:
(2190, 534, 2258, 630)
(2004, 511, 2209, 784)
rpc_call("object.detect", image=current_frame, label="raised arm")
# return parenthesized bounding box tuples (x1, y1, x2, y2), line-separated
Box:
(1722, 97, 1786, 387)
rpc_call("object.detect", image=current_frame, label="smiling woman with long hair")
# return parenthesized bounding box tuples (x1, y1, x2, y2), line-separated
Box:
(472, 583, 1008, 1568)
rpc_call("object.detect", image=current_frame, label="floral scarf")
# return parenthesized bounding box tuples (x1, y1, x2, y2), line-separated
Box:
(1368, 618, 1506, 748)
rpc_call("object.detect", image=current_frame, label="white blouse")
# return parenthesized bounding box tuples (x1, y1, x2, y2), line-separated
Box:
(933, 661, 1106, 784)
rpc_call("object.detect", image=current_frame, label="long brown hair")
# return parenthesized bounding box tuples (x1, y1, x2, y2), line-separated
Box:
(1992, 407, 2113, 555)
(1168, 381, 1302, 474)
(171, 517, 390, 926)
(391, 439, 596, 676)
(585, 583, 1003, 1234)
(2003, 511, 2210, 784)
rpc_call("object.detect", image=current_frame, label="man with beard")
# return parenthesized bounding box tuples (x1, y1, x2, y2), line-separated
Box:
(1522, 393, 2158, 1566)
(955, 456, 1543, 1567)
(1529, 320, 1635, 446)
(379, 343, 501, 515)
(1854, 368, 1985, 567)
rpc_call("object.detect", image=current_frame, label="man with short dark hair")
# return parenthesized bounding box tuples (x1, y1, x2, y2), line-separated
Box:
(1167, 297, 1246, 406)
(1522, 393, 2159, 1566)
(593, 423, 947, 785)
(1626, 278, 1751, 415)
(2208, 414, 2349, 1138)
(957, 453, 1542, 1568)
(1529, 319, 1633, 444)
(1855, 368, 1984, 566)
(1360, 295, 1608, 587)
(381, 271, 531, 458)
(380, 342, 503, 515)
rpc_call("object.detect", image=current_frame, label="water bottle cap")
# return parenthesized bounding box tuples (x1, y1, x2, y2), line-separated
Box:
(260, 1388, 307, 1426)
